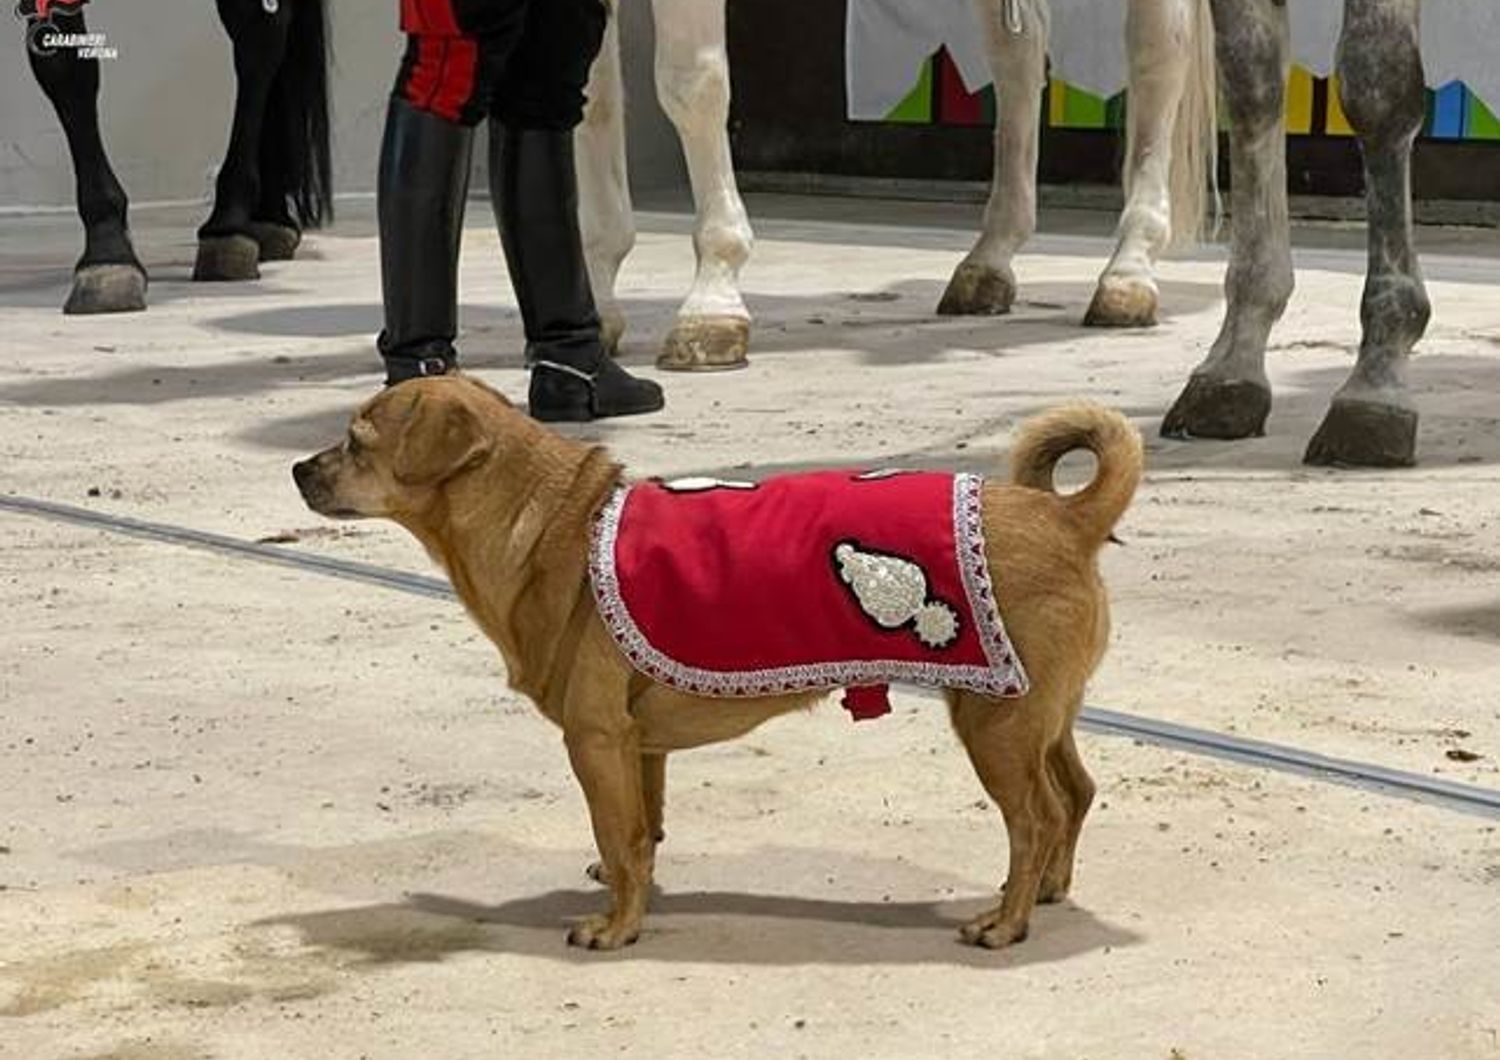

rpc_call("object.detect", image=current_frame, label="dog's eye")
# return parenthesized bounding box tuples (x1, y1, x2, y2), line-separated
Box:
(346, 435, 363, 458)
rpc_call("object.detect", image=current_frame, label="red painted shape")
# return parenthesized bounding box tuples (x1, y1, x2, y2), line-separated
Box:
(935, 47, 985, 126)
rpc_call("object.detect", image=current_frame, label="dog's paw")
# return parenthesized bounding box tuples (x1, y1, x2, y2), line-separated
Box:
(567, 914, 640, 951)
(959, 912, 1029, 950)
(585, 860, 610, 885)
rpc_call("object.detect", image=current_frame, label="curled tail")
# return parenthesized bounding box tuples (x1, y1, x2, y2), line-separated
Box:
(1010, 403, 1144, 550)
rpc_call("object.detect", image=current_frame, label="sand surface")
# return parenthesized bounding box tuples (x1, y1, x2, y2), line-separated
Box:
(2, 196, 1498, 1059)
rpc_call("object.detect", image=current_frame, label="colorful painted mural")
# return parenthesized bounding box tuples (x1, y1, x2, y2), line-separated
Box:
(849, 1, 1500, 143)
(881, 50, 1500, 143)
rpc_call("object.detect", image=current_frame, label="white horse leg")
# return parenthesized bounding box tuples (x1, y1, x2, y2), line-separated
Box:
(576, 3, 636, 356)
(1162, 0, 1291, 440)
(651, 0, 753, 371)
(938, 0, 1049, 316)
(1086, 0, 1214, 327)
(1303, 0, 1428, 467)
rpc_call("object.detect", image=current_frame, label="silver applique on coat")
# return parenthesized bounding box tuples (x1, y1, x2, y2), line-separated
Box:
(833, 541, 960, 649)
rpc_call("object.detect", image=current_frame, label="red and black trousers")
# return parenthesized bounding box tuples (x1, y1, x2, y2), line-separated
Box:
(395, 0, 608, 128)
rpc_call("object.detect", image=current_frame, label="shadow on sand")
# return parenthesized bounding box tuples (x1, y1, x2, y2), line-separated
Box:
(257, 886, 1138, 970)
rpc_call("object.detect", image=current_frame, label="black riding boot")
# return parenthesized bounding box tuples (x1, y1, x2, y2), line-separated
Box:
(377, 97, 474, 385)
(490, 124, 664, 421)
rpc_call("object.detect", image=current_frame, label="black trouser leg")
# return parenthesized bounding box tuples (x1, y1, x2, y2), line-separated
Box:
(491, 125, 663, 420)
(376, 96, 474, 385)
(488, 0, 664, 421)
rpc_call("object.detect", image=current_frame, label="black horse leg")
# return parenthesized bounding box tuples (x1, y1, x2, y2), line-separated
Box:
(250, 129, 302, 262)
(249, 0, 333, 263)
(26, 6, 147, 313)
(194, 0, 293, 281)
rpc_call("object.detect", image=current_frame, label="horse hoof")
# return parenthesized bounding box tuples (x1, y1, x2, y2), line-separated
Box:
(937, 262, 1014, 316)
(248, 222, 301, 262)
(193, 234, 260, 282)
(1304, 399, 1417, 468)
(658, 316, 750, 372)
(600, 306, 627, 358)
(63, 264, 148, 315)
(1084, 277, 1158, 328)
(1161, 375, 1271, 440)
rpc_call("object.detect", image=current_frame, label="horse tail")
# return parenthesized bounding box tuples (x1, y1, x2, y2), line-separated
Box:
(264, 0, 334, 228)
(1165, 0, 1217, 248)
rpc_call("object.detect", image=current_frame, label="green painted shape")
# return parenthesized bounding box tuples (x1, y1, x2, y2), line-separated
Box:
(885, 59, 934, 123)
(1105, 91, 1127, 131)
(1060, 82, 1108, 128)
(1468, 88, 1500, 140)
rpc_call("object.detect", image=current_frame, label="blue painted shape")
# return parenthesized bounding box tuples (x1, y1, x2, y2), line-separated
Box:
(1431, 81, 1467, 139)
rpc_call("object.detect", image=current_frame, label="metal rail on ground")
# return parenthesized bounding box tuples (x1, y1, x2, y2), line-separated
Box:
(4, 492, 1497, 820)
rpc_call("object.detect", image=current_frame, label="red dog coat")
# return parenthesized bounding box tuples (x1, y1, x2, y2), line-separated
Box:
(588, 470, 1029, 720)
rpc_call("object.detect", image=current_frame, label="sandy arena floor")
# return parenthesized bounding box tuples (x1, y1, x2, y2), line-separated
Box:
(2, 194, 1499, 1059)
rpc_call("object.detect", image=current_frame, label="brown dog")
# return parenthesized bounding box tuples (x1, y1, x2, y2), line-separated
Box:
(293, 375, 1142, 950)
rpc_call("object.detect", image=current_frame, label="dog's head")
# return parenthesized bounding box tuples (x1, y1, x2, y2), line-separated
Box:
(292, 376, 504, 521)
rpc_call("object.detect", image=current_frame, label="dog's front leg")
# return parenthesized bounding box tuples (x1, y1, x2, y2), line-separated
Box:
(564, 725, 654, 950)
(586, 751, 667, 885)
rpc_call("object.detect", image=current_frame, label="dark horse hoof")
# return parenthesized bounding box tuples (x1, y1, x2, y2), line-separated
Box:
(193, 234, 261, 282)
(1304, 399, 1417, 468)
(63, 264, 148, 315)
(248, 221, 301, 262)
(1161, 375, 1271, 440)
(937, 262, 1015, 316)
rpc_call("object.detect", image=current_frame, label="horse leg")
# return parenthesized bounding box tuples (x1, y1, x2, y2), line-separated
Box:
(25, 6, 146, 314)
(1086, 0, 1212, 328)
(1162, 0, 1291, 440)
(576, 4, 636, 356)
(937, 0, 1048, 317)
(1303, 0, 1428, 467)
(249, 69, 300, 261)
(250, 0, 333, 263)
(194, 0, 294, 281)
(650, 0, 754, 371)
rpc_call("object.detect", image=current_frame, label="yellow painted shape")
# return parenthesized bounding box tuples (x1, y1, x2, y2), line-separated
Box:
(1326, 74, 1354, 136)
(1285, 65, 1313, 133)
(1049, 77, 1067, 127)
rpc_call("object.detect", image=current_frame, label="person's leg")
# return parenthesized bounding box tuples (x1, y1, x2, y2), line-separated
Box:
(490, 0, 664, 421)
(376, 0, 525, 385)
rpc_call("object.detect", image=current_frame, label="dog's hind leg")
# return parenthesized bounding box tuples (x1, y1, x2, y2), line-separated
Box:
(949, 692, 1067, 948)
(1039, 725, 1095, 903)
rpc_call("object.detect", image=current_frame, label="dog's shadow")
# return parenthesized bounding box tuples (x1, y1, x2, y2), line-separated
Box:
(258, 885, 1139, 969)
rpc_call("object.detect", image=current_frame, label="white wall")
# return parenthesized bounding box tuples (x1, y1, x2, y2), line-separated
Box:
(0, 1, 685, 210)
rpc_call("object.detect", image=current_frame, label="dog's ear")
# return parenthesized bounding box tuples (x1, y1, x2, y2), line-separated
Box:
(391, 392, 491, 486)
